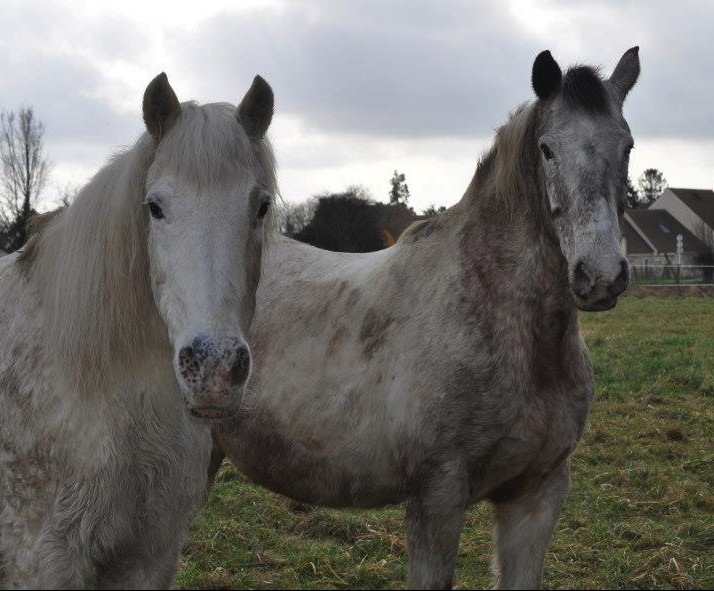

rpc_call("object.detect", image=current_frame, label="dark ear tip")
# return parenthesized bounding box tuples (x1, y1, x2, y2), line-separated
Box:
(238, 75, 274, 139)
(149, 72, 168, 86)
(252, 75, 273, 96)
(143, 71, 180, 141)
(630, 46, 640, 54)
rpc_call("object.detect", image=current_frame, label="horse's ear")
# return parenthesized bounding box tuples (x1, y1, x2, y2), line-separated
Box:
(237, 75, 274, 139)
(532, 50, 562, 100)
(609, 46, 640, 103)
(143, 72, 181, 142)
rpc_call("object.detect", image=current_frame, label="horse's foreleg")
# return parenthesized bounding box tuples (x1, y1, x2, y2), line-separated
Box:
(95, 541, 183, 590)
(405, 461, 469, 590)
(206, 431, 226, 492)
(0, 524, 93, 589)
(492, 461, 570, 590)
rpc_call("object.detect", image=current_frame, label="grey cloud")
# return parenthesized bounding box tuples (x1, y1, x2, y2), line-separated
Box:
(2, 0, 712, 157)
(164, 0, 713, 140)
(623, 1, 714, 139)
(166, 1, 539, 138)
(0, 0, 150, 147)
(0, 52, 141, 146)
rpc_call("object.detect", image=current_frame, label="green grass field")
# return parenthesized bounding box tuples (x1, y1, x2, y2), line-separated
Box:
(177, 297, 714, 590)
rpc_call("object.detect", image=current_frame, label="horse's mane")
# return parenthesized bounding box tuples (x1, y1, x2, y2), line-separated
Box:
(20, 101, 278, 392)
(398, 103, 542, 243)
(474, 102, 542, 206)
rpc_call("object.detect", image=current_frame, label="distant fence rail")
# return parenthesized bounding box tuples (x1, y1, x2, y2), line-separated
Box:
(629, 264, 714, 286)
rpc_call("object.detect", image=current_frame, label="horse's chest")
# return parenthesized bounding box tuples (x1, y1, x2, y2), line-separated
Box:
(470, 375, 593, 501)
(119, 418, 211, 504)
(82, 409, 211, 536)
(456, 333, 593, 500)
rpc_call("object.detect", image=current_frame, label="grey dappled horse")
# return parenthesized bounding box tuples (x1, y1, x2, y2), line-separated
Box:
(212, 48, 640, 589)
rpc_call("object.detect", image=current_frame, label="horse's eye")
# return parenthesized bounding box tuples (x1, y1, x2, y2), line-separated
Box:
(624, 143, 634, 158)
(552, 205, 562, 217)
(257, 200, 271, 220)
(540, 143, 554, 161)
(148, 201, 164, 220)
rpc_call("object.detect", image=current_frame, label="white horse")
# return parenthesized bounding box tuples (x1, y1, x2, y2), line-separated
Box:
(211, 48, 641, 589)
(0, 72, 276, 588)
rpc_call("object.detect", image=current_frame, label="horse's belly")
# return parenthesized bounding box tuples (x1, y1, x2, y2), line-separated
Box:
(218, 402, 408, 508)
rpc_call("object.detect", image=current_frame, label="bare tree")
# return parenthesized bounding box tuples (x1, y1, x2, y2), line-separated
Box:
(56, 182, 80, 208)
(422, 204, 446, 216)
(389, 170, 410, 205)
(625, 176, 640, 209)
(276, 198, 317, 236)
(637, 168, 667, 207)
(1, 107, 51, 251)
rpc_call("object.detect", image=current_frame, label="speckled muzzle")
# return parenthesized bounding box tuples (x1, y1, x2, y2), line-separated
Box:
(175, 335, 251, 419)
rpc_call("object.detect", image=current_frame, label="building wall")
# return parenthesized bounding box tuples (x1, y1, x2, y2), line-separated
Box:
(627, 252, 699, 267)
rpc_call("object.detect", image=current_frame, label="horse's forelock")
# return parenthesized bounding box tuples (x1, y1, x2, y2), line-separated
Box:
(561, 66, 611, 114)
(159, 101, 280, 240)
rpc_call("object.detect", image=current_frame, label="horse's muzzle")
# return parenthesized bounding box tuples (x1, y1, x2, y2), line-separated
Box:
(571, 258, 629, 312)
(175, 335, 251, 418)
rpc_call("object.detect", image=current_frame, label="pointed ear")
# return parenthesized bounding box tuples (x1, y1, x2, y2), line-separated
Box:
(142, 72, 181, 142)
(237, 75, 274, 139)
(609, 46, 640, 103)
(532, 50, 562, 100)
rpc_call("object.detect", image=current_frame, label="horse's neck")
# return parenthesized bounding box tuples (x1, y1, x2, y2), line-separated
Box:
(453, 177, 572, 315)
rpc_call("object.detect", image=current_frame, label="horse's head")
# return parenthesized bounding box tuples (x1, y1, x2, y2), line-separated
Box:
(142, 73, 275, 418)
(532, 47, 640, 311)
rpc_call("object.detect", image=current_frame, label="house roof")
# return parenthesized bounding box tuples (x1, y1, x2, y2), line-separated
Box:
(624, 209, 707, 254)
(668, 187, 714, 229)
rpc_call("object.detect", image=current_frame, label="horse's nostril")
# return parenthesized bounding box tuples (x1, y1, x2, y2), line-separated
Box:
(230, 345, 251, 386)
(178, 338, 251, 389)
(179, 346, 194, 362)
(609, 259, 630, 297)
(571, 261, 594, 298)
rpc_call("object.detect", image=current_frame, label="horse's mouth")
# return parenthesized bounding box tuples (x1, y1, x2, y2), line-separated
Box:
(573, 293, 618, 312)
(187, 405, 241, 420)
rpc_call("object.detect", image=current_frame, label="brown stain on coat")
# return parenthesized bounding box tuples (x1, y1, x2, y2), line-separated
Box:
(359, 308, 394, 359)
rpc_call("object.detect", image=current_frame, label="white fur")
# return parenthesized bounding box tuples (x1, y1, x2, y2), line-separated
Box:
(0, 98, 276, 588)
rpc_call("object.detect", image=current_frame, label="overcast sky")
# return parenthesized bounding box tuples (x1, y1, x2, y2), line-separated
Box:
(1, 0, 712, 213)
